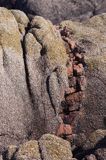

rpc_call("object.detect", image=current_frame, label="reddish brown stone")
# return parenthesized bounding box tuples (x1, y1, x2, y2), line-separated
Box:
(66, 92, 84, 105)
(73, 63, 84, 76)
(77, 76, 87, 91)
(68, 76, 77, 88)
(56, 123, 73, 137)
(65, 87, 76, 95)
(67, 66, 73, 76)
(75, 53, 83, 59)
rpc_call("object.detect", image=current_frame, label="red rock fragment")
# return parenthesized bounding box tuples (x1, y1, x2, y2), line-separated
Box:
(56, 123, 73, 138)
(77, 76, 87, 91)
(66, 92, 84, 105)
(73, 63, 84, 76)
(62, 37, 76, 50)
(65, 87, 76, 95)
(75, 53, 83, 59)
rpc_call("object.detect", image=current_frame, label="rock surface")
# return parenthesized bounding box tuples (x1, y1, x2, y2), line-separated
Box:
(0, 6, 106, 160)
(0, 7, 33, 151)
(60, 14, 106, 135)
(24, 16, 69, 138)
(2, 134, 73, 160)
(15, 140, 41, 160)
(83, 129, 106, 150)
(1, 0, 106, 23)
(39, 134, 73, 160)
(0, 7, 69, 150)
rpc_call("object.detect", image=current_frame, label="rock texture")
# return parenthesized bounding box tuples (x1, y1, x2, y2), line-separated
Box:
(0, 7, 33, 151)
(39, 134, 73, 160)
(0, 7, 69, 150)
(74, 129, 106, 160)
(0, 6, 106, 160)
(24, 16, 69, 138)
(60, 13, 106, 136)
(1, 0, 106, 23)
(15, 140, 41, 160)
(2, 134, 73, 160)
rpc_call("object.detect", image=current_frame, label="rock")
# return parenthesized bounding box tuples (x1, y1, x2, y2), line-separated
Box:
(83, 129, 106, 150)
(60, 14, 106, 135)
(1, 0, 106, 23)
(84, 154, 97, 160)
(66, 92, 84, 106)
(73, 64, 84, 76)
(0, 8, 69, 151)
(77, 76, 87, 91)
(56, 123, 73, 138)
(73, 133, 87, 147)
(6, 145, 18, 160)
(65, 87, 76, 95)
(39, 134, 73, 160)
(11, 9, 29, 37)
(15, 140, 41, 160)
(1, 134, 77, 160)
(0, 7, 33, 150)
(0, 155, 3, 160)
(67, 62, 73, 77)
(24, 16, 69, 138)
(95, 148, 106, 160)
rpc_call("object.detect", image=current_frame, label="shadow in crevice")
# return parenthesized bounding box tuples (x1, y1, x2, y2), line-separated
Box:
(22, 33, 36, 109)
(46, 75, 57, 115)
(73, 136, 106, 160)
(2, 147, 19, 160)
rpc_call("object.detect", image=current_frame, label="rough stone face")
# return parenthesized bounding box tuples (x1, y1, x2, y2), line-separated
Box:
(95, 148, 106, 160)
(1, 0, 106, 23)
(60, 14, 106, 135)
(6, 145, 18, 160)
(11, 9, 29, 38)
(1, 135, 75, 160)
(0, 7, 33, 151)
(0, 155, 3, 160)
(24, 16, 69, 138)
(39, 134, 73, 160)
(0, 8, 69, 150)
(15, 140, 41, 160)
(83, 129, 106, 150)
(83, 154, 97, 160)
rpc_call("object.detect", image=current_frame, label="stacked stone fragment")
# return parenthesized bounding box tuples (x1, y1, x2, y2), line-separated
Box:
(56, 26, 87, 140)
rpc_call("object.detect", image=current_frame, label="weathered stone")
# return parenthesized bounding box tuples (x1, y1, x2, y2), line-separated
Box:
(1, 0, 106, 23)
(11, 10, 29, 37)
(0, 8, 70, 150)
(66, 92, 84, 106)
(6, 145, 18, 160)
(83, 129, 106, 150)
(73, 64, 84, 76)
(24, 16, 69, 138)
(15, 140, 41, 160)
(95, 148, 106, 160)
(77, 76, 87, 91)
(84, 154, 97, 160)
(0, 7, 33, 150)
(56, 123, 73, 137)
(39, 134, 73, 160)
(0, 155, 3, 160)
(60, 14, 106, 135)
